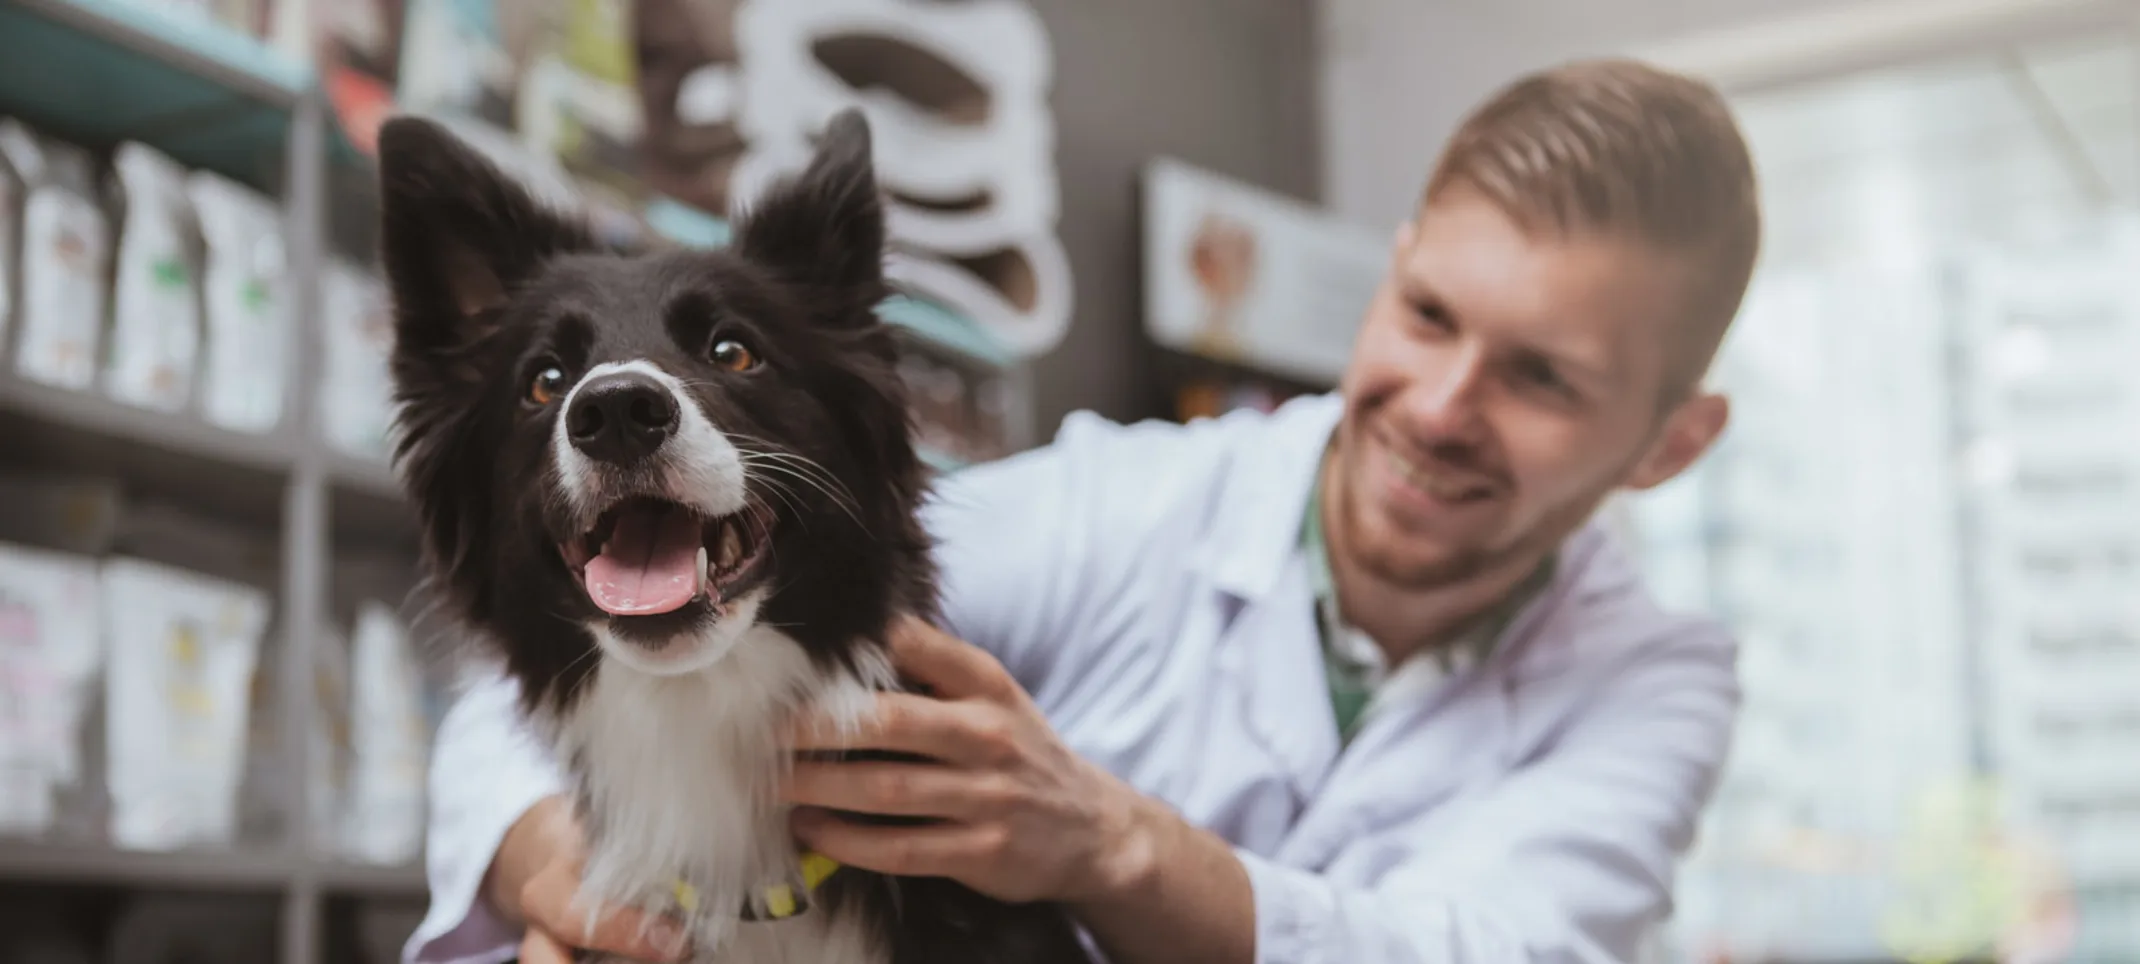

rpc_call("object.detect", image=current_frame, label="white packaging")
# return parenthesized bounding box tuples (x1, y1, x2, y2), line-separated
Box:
(101, 557, 270, 851)
(0, 135, 20, 351)
(188, 170, 288, 432)
(0, 120, 110, 391)
(320, 258, 398, 458)
(103, 142, 202, 412)
(0, 543, 102, 836)
(240, 615, 347, 856)
(343, 601, 427, 864)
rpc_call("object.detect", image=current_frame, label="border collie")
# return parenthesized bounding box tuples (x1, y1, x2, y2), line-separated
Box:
(377, 109, 1096, 964)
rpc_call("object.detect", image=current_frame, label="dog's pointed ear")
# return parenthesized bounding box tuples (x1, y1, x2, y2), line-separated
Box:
(375, 116, 593, 357)
(734, 108, 886, 315)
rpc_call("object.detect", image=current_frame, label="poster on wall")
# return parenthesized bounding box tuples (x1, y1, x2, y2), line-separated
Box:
(1141, 157, 1389, 387)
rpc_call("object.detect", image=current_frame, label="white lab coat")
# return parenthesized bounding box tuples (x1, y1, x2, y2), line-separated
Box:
(404, 391, 1741, 964)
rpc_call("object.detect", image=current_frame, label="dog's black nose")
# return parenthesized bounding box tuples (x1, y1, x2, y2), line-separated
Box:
(567, 371, 680, 465)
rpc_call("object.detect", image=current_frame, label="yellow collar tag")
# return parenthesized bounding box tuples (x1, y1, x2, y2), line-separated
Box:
(673, 851, 844, 923)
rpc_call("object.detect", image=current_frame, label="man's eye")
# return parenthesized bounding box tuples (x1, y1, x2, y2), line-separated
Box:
(1512, 357, 1572, 397)
(528, 366, 569, 406)
(1413, 302, 1453, 331)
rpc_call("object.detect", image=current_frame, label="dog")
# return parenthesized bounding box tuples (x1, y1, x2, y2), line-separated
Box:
(376, 109, 1098, 964)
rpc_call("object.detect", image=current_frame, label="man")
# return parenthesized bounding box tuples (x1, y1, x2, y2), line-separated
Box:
(406, 56, 1759, 964)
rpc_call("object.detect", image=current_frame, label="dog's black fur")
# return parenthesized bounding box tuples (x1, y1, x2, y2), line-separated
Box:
(376, 110, 1097, 963)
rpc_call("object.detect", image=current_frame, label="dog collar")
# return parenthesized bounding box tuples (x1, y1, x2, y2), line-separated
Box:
(671, 851, 843, 922)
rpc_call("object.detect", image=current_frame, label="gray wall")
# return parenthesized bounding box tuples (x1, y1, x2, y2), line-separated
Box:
(1021, 0, 1323, 433)
(1317, 0, 1859, 224)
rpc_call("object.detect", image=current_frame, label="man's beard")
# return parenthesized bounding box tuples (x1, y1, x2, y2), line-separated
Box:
(1332, 433, 1629, 591)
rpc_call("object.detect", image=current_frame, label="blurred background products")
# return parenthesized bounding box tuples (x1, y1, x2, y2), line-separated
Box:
(4, 0, 2140, 962)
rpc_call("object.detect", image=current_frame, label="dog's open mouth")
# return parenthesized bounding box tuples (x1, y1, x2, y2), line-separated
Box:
(558, 496, 767, 617)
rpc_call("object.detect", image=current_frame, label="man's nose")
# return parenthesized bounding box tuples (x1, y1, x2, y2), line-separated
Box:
(1403, 341, 1489, 435)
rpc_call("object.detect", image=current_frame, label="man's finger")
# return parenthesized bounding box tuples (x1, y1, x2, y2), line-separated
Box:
(886, 616, 1018, 702)
(784, 759, 1012, 818)
(520, 860, 687, 961)
(790, 692, 1012, 765)
(791, 805, 1006, 878)
(520, 930, 574, 964)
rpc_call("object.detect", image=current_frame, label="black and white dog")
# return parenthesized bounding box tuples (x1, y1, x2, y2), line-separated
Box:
(377, 110, 1095, 963)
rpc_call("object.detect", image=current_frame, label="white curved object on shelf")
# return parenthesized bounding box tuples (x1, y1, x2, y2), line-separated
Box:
(727, 0, 1071, 360)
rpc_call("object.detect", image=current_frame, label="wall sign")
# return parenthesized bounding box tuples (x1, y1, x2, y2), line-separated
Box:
(1141, 157, 1388, 387)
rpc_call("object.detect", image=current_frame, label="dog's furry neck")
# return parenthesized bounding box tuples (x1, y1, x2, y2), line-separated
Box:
(543, 623, 897, 957)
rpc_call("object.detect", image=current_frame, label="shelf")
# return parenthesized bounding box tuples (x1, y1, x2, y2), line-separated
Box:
(0, 0, 310, 191)
(0, 372, 299, 477)
(0, 839, 296, 892)
(326, 449, 401, 502)
(880, 296, 1015, 369)
(920, 445, 972, 474)
(0, 841, 430, 898)
(312, 859, 428, 896)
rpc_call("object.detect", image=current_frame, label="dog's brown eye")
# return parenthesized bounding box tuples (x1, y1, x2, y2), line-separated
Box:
(711, 340, 759, 372)
(528, 367, 568, 405)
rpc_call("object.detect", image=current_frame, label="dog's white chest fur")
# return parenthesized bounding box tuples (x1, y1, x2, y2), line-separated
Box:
(552, 625, 894, 964)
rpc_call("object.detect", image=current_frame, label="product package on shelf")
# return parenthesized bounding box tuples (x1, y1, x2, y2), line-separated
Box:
(319, 257, 397, 459)
(238, 616, 348, 857)
(190, 171, 290, 433)
(101, 557, 271, 852)
(0, 119, 110, 391)
(103, 142, 204, 413)
(394, 0, 526, 134)
(0, 543, 104, 839)
(0, 132, 19, 351)
(344, 601, 427, 865)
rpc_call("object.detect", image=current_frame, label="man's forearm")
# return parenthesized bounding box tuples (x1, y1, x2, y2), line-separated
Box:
(1070, 792, 1258, 964)
(485, 794, 573, 926)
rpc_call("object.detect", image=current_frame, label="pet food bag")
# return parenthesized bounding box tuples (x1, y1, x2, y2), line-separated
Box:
(103, 142, 203, 413)
(189, 170, 288, 433)
(0, 129, 21, 351)
(320, 258, 397, 458)
(344, 601, 427, 864)
(0, 120, 110, 391)
(239, 615, 347, 855)
(101, 557, 270, 851)
(0, 543, 103, 837)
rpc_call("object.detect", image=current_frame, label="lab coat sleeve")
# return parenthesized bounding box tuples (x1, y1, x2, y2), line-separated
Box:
(1233, 627, 1740, 964)
(401, 669, 569, 964)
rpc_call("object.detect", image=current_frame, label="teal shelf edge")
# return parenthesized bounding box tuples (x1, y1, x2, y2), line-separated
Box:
(0, 0, 311, 192)
(920, 445, 971, 474)
(641, 197, 1016, 370)
(22, 0, 311, 100)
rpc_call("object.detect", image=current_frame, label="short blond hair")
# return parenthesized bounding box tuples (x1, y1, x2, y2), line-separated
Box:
(1423, 58, 1761, 399)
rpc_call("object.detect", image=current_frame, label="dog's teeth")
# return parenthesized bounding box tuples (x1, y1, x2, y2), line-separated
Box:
(718, 522, 743, 571)
(695, 545, 710, 597)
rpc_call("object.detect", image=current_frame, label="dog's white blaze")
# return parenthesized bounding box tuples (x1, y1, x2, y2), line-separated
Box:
(549, 359, 750, 522)
(557, 623, 897, 963)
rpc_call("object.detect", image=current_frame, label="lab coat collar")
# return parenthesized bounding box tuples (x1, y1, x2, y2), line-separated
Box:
(1191, 389, 1652, 694)
(1197, 393, 1345, 601)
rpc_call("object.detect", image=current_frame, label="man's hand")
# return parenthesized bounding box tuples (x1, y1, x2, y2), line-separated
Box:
(486, 795, 689, 964)
(782, 618, 1255, 964)
(782, 616, 1155, 905)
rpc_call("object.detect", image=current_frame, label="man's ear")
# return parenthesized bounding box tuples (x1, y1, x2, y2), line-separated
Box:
(375, 116, 594, 366)
(732, 108, 887, 315)
(1624, 391, 1730, 490)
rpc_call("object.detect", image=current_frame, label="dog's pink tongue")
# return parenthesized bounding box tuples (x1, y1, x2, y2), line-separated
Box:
(584, 503, 701, 616)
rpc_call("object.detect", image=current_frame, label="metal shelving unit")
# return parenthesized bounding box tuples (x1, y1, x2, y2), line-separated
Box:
(0, 1, 1032, 960)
